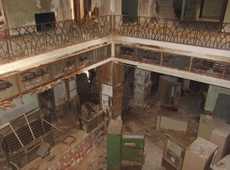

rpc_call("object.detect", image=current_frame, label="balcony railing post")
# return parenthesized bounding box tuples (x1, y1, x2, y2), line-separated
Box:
(111, 15, 115, 33)
(163, 22, 167, 42)
(6, 31, 13, 60)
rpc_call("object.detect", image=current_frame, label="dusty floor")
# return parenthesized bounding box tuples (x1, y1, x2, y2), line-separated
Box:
(22, 94, 199, 170)
(78, 98, 198, 170)
(77, 139, 107, 170)
(121, 96, 199, 169)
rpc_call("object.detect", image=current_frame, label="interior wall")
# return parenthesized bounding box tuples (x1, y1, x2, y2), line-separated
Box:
(138, 0, 155, 17)
(113, 0, 122, 15)
(183, 0, 201, 20)
(201, 0, 224, 20)
(91, 0, 121, 15)
(205, 85, 230, 112)
(224, 0, 230, 23)
(93, 0, 158, 17)
(3, 0, 73, 28)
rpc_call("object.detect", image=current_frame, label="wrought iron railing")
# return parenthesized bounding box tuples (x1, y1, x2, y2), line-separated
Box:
(0, 16, 112, 64)
(113, 15, 230, 50)
(1, 15, 230, 64)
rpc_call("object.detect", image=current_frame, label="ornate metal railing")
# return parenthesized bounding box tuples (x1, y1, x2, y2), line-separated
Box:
(113, 15, 230, 50)
(1, 15, 230, 64)
(0, 16, 112, 64)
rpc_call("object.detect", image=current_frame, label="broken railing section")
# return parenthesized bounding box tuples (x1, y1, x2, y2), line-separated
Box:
(0, 16, 112, 63)
(116, 44, 230, 81)
(0, 108, 107, 169)
(0, 109, 52, 167)
(113, 15, 230, 50)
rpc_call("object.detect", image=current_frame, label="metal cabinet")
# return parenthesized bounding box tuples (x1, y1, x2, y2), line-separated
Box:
(121, 135, 145, 169)
(162, 138, 185, 170)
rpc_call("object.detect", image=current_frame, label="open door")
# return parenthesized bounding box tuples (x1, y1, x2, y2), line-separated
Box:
(200, 0, 228, 22)
(122, 0, 138, 23)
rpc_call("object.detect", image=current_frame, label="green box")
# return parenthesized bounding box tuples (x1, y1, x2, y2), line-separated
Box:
(122, 135, 145, 163)
(107, 134, 122, 170)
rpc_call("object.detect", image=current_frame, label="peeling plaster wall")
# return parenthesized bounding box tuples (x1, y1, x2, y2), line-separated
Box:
(205, 85, 230, 122)
(0, 94, 39, 125)
(205, 85, 230, 112)
(139, 0, 155, 17)
(138, 0, 158, 23)
(91, 0, 119, 15)
(112, 0, 159, 17)
(224, 0, 230, 23)
(133, 68, 152, 106)
(202, 0, 223, 20)
(3, 0, 73, 28)
(113, 0, 122, 15)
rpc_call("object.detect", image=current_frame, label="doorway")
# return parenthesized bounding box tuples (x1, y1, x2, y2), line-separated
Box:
(122, 0, 138, 23)
(200, 0, 228, 22)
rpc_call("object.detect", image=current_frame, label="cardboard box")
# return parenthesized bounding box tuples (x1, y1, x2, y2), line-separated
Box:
(198, 114, 215, 140)
(210, 126, 230, 163)
(212, 155, 230, 170)
(162, 139, 185, 170)
(182, 137, 217, 170)
(157, 116, 188, 132)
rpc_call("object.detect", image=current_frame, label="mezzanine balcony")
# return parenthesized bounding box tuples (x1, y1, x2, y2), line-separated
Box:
(0, 15, 230, 65)
(113, 15, 230, 50)
(0, 16, 112, 65)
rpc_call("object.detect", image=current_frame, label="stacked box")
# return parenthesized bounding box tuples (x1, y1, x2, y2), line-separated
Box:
(182, 137, 217, 170)
(210, 126, 230, 163)
(162, 139, 185, 170)
(107, 118, 122, 170)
